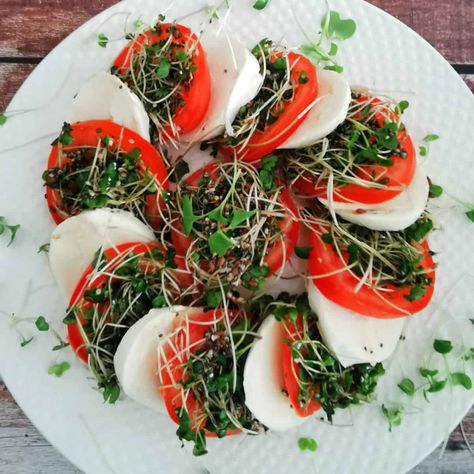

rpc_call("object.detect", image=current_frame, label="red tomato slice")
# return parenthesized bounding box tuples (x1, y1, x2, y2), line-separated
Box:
(220, 52, 318, 164)
(281, 318, 321, 417)
(113, 23, 211, 137)
(170, 162, 299, 275)
(294, 96, 416, 205)
(159, 309, 241, 438)
(308, 223, 435, 318)
(67, 242, 189, 363)
(45, 120, 168, 227)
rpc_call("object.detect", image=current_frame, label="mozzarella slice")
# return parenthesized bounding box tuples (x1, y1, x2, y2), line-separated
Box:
(67, 72, 150, 141)
(321, 165, 429, 231)
(264, 252, 307, 297)
(244, 316, 307, 431)
(279, 69, 351, 149)
(307, 282, 405, 367)
(114, 306, 191, 413)
(49, 208, 155, 301)
(179, 23, 263, 144)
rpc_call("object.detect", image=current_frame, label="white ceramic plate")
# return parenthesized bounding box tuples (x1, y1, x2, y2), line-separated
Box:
(1, 1, 473, 473)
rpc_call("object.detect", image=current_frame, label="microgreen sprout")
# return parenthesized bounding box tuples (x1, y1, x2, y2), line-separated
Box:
(298, 437, 318, 452)
(419, 133, 439, 157)
(253, 0, 271, 10)
(97, 33, 109, 48)
(381, 404, 403, 431)
(0, 113, 7, 126)
(38, 243, 50, 254)
(299, 10, 356, 73)
(285, 92, 411, 199)
(111, 21, 199, 147)
(48, 361, 70, 378)
(0, 216, 20, 246)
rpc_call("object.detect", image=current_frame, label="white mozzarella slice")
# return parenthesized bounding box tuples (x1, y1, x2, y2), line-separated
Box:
(321, 165, 429, 231)
(279, 69, 351, 149)
(182, 143, 216, 176)
(180, 24, 263, 144)
(307, 283, 405, 367)
(114, 306, 197, 413)
(49, 208, 155, 301)
(264, 253, 307, 297)
(244, 316, 307, 431)
(68, 72, 150, 141)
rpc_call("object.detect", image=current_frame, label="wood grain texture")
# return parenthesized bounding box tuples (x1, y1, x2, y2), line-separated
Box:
(0, 0, 118, 58)
(0, 0, 472, 63)
(0, 63, 35, 110)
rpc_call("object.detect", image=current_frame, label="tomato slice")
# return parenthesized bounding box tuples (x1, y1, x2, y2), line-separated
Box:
(113, 23, 211, 137)
(66, 242, 189, 363)
(220, 51, 318, 164)
(294, 96, 416, 205)
(170, 162, 299, 275)
(281, 318, 321, 417)
(45, 120, 168, 227)
(308, 223, 436, 318)
(159, 309, 241, 438)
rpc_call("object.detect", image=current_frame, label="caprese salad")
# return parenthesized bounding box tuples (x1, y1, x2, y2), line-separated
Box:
(39, 12, 438, 456)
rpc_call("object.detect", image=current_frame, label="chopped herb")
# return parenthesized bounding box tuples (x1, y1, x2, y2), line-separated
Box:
(298, 437, 318, 452)
(433, 339, 453, 354)
(0, 113, 7, 126)
(404, 285, 427, 302)
(38, 243, 50, 254)
(35, 316, 50, 332)
(395, 100, 409, 115)
(97, 33, 109, 48)
(423, 134, 439, 142)
(398, 378, 415, 396)
(48, 362, 70, 378)
(419, 146, 427, 157)
(102, 381, 120, 404)
(466, 210, 474, 223)
(295, 246, 312, 259)
(382, 404, 402, 431)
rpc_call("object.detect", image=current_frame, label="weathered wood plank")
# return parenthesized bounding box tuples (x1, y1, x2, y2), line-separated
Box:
(0, 0, 117, 58)
(0, 0, 472, 63)
(370, 0, 474, 64)
(0, 63, 35, 110)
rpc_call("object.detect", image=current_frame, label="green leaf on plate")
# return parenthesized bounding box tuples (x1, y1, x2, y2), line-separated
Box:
(208, 230, 235, 257)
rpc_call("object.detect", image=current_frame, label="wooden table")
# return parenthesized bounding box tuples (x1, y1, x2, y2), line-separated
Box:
(0, 1, 473, 473)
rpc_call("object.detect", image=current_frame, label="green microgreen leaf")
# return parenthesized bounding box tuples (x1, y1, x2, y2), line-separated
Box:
(429, 184, 443, 198)
(321, 11, 357, 40)
(433, 339, 453, 354)
(295, 246, 312, 259)
(423, 134, 439, 142)
(466, 210, 474, 223)
(298, 437, 318, 452)
(404, 285, 427, 302)
(419, 146, 427, 157)
(182, 195, 200, 236)
(58, 123, 73, 145)
(97, 33, 109, 48)
(229, 210, 257, 229)
(324, 64, 344, 73)
(52, 340, 70, 351)
(420, 368, 438, 378)
(0, 113, 7, 126)
(208, 206, 229, 225)
(176, 409, 207, 456)
(35, 316, 50, 332)
(48, 361, 70, 378)
(38, 243, 50, 254)
(0, 217, 20, 246)
(253, 0, 271, 10)
(427, 379, 447, 393)
(208, 230, 235, 257)
(449, 372, 472, 390)
(205, 288, 223, 308)
(20, 336, 34, 348)
(398, 378, 415, 396)
(328, 43, 338, 56)
(395, 100, 409, 115)
(156, 58, 171, 78)
(103, 381, 120, 404)
(133, 18, 144, 30)
(321, 233, 334, 244)
(381, 404, 402, 431)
